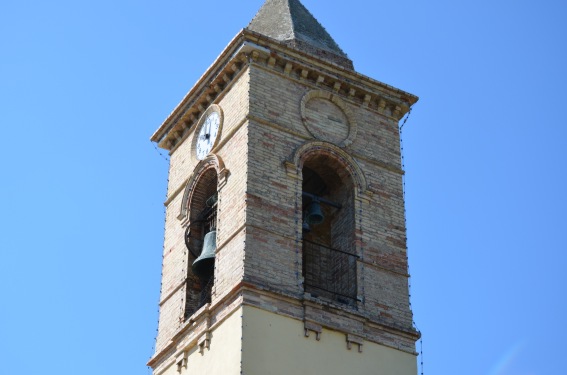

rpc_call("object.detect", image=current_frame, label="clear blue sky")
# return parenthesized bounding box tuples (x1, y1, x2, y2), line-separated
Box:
(1, 1, 565, 374)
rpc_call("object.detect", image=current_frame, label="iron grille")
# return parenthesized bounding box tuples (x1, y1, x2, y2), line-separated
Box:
(205, 202, 217, 233)
(303, 240, 358, 306)
(198, 277, 214, 309)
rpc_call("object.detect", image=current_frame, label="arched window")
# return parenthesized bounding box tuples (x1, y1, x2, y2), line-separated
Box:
(301, 154, 357, 306)
(184, 168, 218, 318)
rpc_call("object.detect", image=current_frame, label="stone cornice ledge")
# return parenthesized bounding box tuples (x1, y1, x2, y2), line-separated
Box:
(147, 282, 245, 370)
(148, 280, 420, 371)
(240, 284, 420, 355)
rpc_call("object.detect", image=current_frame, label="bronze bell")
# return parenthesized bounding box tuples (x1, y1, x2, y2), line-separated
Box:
(192, 230, 216, 279)
(305, 201, 324, 225)
(206, 193, 218, 208)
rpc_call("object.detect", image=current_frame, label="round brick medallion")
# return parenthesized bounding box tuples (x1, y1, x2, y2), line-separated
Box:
(301, 90, 356, 147)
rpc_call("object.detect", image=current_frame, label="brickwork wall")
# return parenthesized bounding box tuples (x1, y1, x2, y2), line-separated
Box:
(155, 70, 250, 351)
(245, 63, 414, 330)
(156, 191, 186, 350)
(245, 119, 303, 295)
(353, 111, 403, 170)
(154, 59, 415, 355)
(248, 67, 311, 138)
(356, 159, 411, 326)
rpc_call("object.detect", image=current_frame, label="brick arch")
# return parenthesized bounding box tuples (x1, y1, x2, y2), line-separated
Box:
(178, 154, 229, 221)
(290, 141, 367, 194)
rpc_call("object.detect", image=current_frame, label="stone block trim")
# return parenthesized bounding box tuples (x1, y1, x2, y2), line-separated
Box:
(347, 334, 364, 352)
(304, 321, 322, 340)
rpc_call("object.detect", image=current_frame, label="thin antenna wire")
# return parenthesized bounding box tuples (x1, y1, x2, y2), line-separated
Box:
(399, 107, 424, 375)
(152, 140, 170, 162)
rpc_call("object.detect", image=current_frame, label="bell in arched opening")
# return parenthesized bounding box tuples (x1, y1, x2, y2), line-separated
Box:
(304, 200, 324, 226)
(192, 230, 216, 280)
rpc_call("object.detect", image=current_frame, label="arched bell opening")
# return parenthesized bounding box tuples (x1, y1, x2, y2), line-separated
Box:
(184, 168, 218, 318)
(301, 154, 357, 307)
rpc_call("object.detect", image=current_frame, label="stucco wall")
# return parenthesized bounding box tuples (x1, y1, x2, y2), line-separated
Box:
(160, 307, 243, 375)
(242, 306, 417, 375)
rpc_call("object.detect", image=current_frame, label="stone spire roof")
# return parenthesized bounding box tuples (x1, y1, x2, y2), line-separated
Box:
(247, 0, 354, 70)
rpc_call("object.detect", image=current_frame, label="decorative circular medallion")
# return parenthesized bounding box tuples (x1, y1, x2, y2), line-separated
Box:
(300, 90, 356, 147)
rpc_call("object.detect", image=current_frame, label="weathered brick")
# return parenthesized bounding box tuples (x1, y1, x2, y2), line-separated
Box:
(149, 23, 418, 374)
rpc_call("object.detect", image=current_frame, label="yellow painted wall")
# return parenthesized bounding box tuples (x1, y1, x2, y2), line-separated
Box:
(160, 307, 243, 375)
(242, 306, 417, 375)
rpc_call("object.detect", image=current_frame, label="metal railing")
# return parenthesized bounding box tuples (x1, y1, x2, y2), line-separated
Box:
(303, 240, 358, 306)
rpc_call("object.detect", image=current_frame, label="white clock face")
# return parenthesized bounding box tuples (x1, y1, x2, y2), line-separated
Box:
(196, 112, 220, 160)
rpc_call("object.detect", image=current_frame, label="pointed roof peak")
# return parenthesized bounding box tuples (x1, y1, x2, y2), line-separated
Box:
(246, 0, 354, 70)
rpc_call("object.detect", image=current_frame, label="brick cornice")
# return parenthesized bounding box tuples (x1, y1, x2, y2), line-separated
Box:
(249, 58, 410, 121)
(242, 29, 418, 108)
(151, 30, 418, 152)
(151, 31, 246, 145)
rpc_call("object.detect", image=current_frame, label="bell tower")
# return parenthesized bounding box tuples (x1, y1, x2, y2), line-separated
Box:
(148, 1, 419, 374)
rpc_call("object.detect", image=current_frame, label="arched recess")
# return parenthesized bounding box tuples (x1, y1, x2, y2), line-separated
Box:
(287, 141, 367, 194)
(178, 154, 229, 222)
(178, 154, 229, 319)
(287, 141, 367, 307)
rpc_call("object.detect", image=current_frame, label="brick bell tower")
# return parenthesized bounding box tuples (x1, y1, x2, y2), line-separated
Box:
(148, 0, 419, 374)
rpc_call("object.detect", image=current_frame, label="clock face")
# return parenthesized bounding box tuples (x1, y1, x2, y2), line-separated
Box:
(196, 111, 220, 160)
